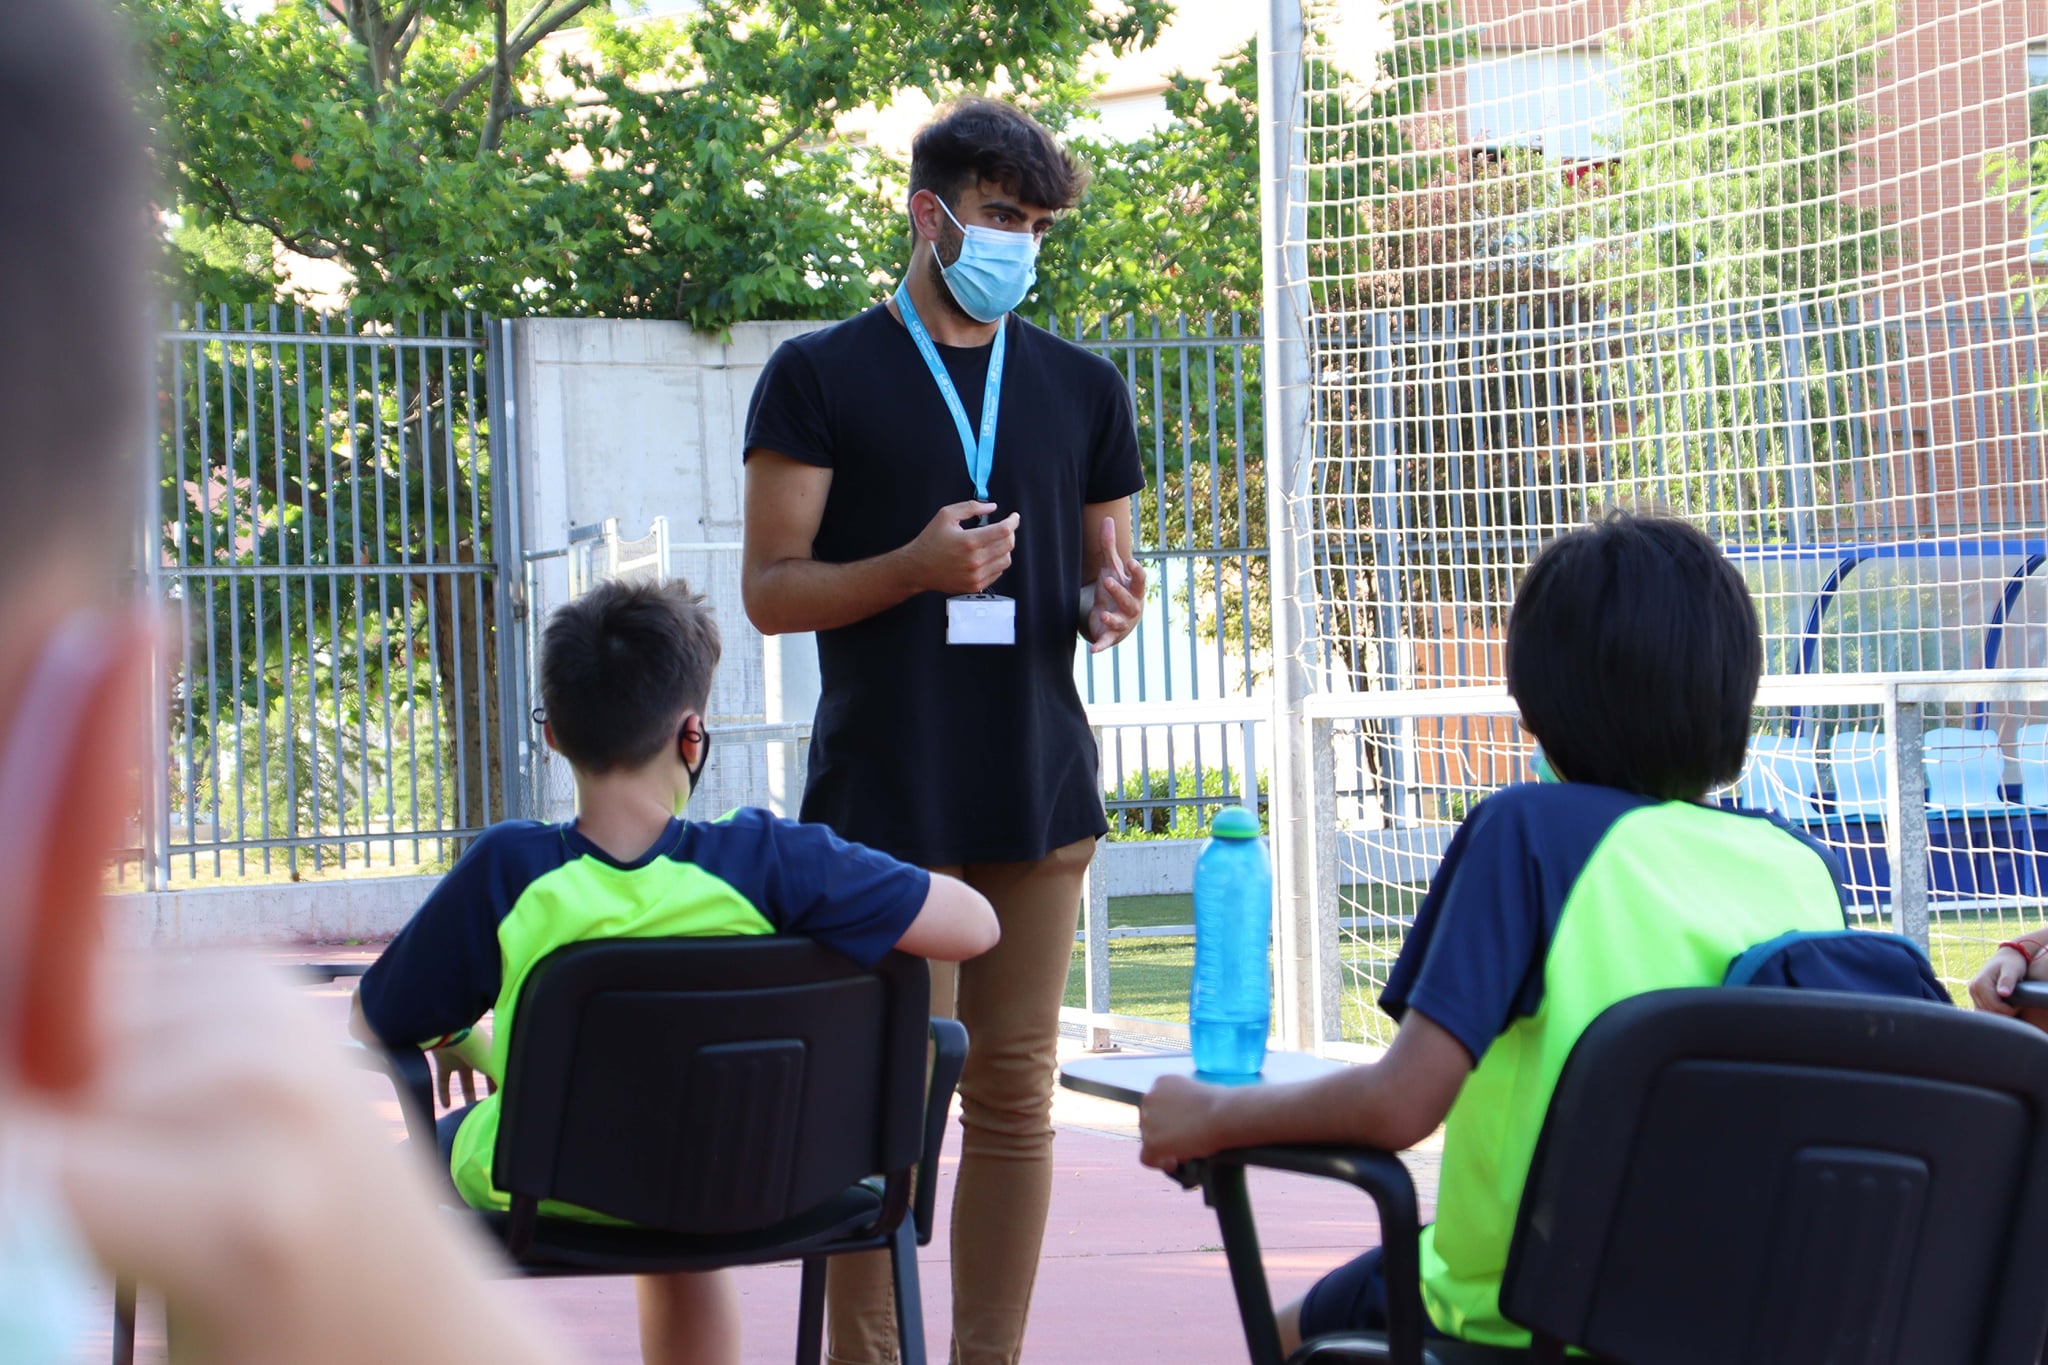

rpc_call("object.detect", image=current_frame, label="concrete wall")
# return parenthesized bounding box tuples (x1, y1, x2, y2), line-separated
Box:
(109, 877, 439, 949)
(509, 317, 826, 820)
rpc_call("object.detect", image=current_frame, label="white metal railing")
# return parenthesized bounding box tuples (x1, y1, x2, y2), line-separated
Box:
(1303, 673, 2048, 1053)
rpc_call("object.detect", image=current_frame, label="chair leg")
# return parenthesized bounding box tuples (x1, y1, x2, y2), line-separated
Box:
(889, 1219, 929, 1365)
(112, 1279, 136, 1365)
(795, 1257, 828, 1365)
(1207, 1164, 1290, 1365)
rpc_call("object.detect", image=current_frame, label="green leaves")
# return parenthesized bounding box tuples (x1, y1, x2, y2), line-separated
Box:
(131, 0, 1170, 329)
(1033, 40, 1263, 324)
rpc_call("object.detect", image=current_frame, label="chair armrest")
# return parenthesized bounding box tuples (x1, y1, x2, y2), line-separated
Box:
(1189, 1145, 1426, 1365)
(916, 1017, 969, 1245)
(341, 1040, 437, 1150)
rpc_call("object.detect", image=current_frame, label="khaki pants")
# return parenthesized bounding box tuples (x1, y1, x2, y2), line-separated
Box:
(825, 836, 1095, 1365)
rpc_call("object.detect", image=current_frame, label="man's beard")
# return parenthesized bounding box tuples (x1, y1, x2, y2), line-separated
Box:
(924, 222, 973, 323)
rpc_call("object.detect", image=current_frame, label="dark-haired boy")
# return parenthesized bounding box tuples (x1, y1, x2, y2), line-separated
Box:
(1139, 512, 1848, 1352)
(352, 577, 999, 1365)
(743, 95, 1145, 1364)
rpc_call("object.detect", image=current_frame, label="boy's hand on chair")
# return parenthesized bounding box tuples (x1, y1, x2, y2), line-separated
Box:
(1139, 1074, 1225, 1172)
(430, 1046, 495, 1108)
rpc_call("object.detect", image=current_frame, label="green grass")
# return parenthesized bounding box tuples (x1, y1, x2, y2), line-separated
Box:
(1066, 895, 2043, 1045)
(1064, 885, 1426, 1044)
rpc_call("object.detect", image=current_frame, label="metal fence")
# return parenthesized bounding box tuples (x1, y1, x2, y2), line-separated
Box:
(1306, 297, 2048, 696)
(1061, 314, 1270, 840)
(127, 307, 514, 890)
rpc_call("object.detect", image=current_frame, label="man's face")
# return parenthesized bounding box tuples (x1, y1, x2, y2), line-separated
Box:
(916, 179, 1058, 318)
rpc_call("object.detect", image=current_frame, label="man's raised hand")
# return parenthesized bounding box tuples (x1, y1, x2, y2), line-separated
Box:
(1085, 515, 1146, 654)
(907, 500, 1019, 596)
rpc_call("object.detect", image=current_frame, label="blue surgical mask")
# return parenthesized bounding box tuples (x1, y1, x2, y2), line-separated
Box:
(1532, 746, 1563, 784)
(934, 197, 1039, 323)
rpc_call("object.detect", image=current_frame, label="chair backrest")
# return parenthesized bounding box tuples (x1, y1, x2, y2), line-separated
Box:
(1829, 729, 1890, 813)
(1738, 735, 1821, 821)
(1501, 989, 2048, 1365)
(2018, 723, 2048, 807)
(493, 937, 929, 1236)
(1924, 727, 2006, 810)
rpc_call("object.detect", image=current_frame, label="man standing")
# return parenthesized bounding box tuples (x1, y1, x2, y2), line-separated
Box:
(741, 98, 1145, 1365)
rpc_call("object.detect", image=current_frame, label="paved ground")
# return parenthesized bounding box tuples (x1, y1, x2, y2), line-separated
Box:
(71, 949, 1436, 1363)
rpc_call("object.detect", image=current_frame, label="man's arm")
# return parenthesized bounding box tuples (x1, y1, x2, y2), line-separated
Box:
(1078, 497, 1145, 653)
(742, 448, 1020, 636)
(1138, 1010, 1473, 1168)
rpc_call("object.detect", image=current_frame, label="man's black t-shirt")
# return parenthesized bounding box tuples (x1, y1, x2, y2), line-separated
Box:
(743, 302, 1144, 866)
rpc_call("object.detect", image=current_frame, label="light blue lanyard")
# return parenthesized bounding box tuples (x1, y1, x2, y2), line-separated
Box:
(895, 280, 1005, 501)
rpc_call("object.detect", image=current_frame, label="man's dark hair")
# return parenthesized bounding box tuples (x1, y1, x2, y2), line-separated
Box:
(908, 96, 1088, 211)
(1, 1, 149, 575)
(539, 578, 722, 775)
(1506, 510, 1761, 802)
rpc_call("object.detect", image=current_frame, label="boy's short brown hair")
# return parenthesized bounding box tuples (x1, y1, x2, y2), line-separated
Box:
(538, 578, 722, 775)
(908, 96, 1089, 212)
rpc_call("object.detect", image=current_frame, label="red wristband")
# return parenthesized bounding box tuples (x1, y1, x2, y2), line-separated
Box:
(1999, 938, 2046, 963)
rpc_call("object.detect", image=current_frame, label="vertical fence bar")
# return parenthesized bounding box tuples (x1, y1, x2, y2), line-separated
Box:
(1259, 0, 1319, 1051)
(1309, 716, 1342, 1050)
(1083, 729, 1114, 1051)
(1883, 688, 1929, 950)
(490, 320, 530, 822)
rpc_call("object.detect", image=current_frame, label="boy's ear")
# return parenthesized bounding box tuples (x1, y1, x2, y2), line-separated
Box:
(542, 720, 560, 754)
(677, 710, 707, 765)
(15, 614, 152, 1094)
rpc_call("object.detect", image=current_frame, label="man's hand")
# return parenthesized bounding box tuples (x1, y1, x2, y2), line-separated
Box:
(1083, 516, 1146, 654)
(1139, 1073, 1227, 1172)
(905, 500, 1020, 596)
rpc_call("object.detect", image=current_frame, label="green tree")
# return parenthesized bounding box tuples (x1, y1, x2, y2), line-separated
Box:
(1034, 40, 1262, 322)
(130, 0, 1168, 326)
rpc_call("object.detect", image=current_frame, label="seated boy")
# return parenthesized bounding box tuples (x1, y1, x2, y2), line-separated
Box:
(351, 577, 999, 1365)
(1138, 511, 1849, 1352)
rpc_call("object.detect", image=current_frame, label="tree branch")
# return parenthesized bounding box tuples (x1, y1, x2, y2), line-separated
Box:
(199, 171, 344, 261)
(510, 0, 595, 62)
(389, 0, 427, 68)
(504, 88, 617, 119)
(440, 0, 595, 117)
(761, 118, 813, 161)
(479, 0, 513, 156)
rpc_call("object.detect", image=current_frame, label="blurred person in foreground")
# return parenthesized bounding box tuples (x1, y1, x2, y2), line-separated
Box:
(0, 3, 570, 1361)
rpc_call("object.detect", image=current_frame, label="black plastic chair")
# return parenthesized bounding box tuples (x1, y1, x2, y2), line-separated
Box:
(1187, 988, 2048, 1365)
(116, 939, 963, 1365)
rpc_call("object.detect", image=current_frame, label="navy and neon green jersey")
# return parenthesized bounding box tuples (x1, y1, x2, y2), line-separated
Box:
(1382, 783, 1848, 1347)
(358, 808, 930, 1213)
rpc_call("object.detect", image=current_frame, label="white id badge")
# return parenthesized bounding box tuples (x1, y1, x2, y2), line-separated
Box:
(947, 594, 1016, 646)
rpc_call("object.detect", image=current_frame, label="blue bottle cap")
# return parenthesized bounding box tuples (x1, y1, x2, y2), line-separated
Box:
(1209, 806, 1261, 839)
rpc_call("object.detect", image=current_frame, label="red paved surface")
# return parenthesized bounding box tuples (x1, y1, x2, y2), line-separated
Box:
(70, 949, 1426, 1363)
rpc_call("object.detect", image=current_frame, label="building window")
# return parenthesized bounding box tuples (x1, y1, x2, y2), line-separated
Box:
(1465, 49, 1619, 164)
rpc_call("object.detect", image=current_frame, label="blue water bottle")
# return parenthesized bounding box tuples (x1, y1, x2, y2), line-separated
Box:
(1190, 805, 1273, 1077)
